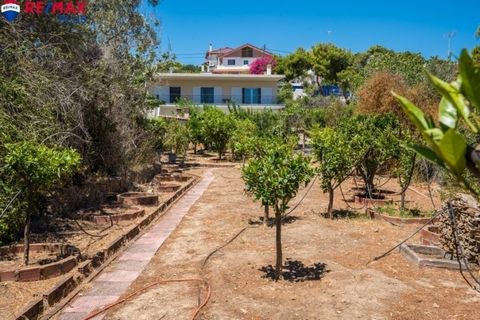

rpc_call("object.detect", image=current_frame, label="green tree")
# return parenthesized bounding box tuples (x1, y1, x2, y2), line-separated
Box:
(243, 145, 313, 280)
(3, 142, 81, 265)
(187, 106, 205, 154)
(230, 119, 257, 163)
(342, 114, 401, 198)
(310, 43, 352, 85)
(275, 48, 313, 81)
(202, 107, 236, 160)
(164, 120, 190, 159)
(311, 127, 360, 218)
(145, 118, 168, 151)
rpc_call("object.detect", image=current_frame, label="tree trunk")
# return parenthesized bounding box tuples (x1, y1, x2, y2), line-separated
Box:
(218, 150, 222, 160)
(193, 143, 197, 154)
(400, 191, 406, 211)
(274, 209, 282, 281)
(264, 204, 269, 225)
(327, 186, 334, 219)
(24, 213, 31, 266)
(302, 131, 306, 153)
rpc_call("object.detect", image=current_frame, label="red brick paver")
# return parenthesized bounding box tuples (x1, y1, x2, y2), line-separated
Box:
(58, 170, 215, 320)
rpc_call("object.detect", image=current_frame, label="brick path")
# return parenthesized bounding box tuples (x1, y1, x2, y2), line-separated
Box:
(58, 169, 215, 320)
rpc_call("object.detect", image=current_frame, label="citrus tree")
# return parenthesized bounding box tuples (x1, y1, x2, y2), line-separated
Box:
(243, 144, 313, 280)
(311, 127, 360, 218)
(164, 120, 190, 160)
(230, 118, 257, 163)
(341, 114, 400, 198)
(186, 106, 204, 154)
(3, 142, 81, 265)
(202, 107, 236, 160)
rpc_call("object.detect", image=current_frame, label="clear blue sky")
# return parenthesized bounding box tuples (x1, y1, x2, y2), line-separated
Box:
(141, 0, 479, 64)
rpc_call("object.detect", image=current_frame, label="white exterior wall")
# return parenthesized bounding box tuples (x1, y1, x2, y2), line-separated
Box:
(222, 57, 255, 66)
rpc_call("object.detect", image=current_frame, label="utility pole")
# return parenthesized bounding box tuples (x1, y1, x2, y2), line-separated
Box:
(444, 31, 456, 61)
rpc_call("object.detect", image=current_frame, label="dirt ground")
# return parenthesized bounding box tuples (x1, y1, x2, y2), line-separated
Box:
(0, 170, 193, 318)
(101, 166, 480, 320)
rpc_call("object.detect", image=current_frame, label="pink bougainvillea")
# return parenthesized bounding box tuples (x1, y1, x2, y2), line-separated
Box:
(249, 56, 277, 75)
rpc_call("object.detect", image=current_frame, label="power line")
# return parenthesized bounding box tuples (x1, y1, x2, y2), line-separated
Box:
(266, 48, 292, 54)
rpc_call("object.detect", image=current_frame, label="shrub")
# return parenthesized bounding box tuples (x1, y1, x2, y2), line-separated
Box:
(250, 56, 277, 75)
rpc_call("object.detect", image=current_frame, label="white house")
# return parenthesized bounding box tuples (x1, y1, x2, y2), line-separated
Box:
(149, 73, 285, 116)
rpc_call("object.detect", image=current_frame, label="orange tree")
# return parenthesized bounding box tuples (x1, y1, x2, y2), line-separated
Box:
(3, 142, 80, 265)
(243, 143, 313, 280)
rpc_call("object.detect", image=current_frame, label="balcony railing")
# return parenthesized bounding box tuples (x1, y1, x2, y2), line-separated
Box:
(154, 94, 282, 106)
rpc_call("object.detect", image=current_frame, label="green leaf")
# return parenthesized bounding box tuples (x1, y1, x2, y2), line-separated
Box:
(436, 129, 467, 175)
(407, 144, 446, 169)
(428, 72, 477, 133)
(438, 97, 457, 129)
(459, 49, 480, 112)
(424, 128, 444, 142)
(393, 92, 432, 131)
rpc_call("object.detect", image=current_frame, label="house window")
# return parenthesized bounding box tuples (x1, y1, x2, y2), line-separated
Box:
(201, 87, 214, 104)
(242, 88, 261, 104)
(227, 59, 236, 66)
(241, 47, 253, 58)
(243, 60, 249, 65)
(169, 87, 181, 103)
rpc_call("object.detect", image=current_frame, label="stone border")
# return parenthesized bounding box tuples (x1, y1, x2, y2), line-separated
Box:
(419, 225, 441, 245)
(117, 192, 159, 206)
(183, 161, 236, 168)
(0, 244, 79, 282)
(155, 174, 192, 182)
(16, 174, 200, 320)
(367, 208, 436, 225)
(158, 184, 181, 193)
(399, 244, 473, 270)
(90, 207, 145, 224)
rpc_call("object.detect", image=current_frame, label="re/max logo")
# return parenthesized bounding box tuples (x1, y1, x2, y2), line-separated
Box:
(23, 1, 87, 15)
(1, 1, 88, 23)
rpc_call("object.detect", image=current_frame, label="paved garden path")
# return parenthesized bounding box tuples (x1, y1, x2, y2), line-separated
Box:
(58, 169, 215, 320)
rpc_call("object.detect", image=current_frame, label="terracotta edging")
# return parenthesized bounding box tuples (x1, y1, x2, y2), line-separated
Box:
(367, 208, 436, 225)
(0, 244, 79, 282)
(91, 207, 145, 224)
(117, 192, 159, 206)
(420, 226, 441, 245)
(26, 174, 200, 320)
(15, 296, 44, 320)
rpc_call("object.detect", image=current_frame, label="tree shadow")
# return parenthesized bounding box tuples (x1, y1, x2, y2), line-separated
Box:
(248, 215, 301, 227)
(259, 259, 329, 282)
(332, 209, 360, 219)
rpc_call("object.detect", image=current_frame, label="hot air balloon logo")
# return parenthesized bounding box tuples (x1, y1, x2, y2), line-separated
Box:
(1, 0, 20, 23)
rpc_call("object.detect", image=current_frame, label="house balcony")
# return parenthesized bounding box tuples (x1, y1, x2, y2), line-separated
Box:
(150, 94, 285, 118)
